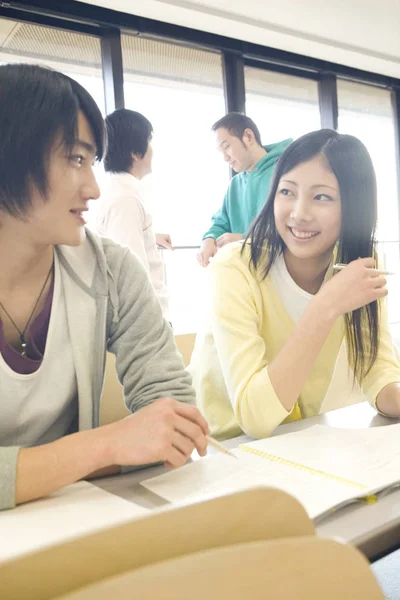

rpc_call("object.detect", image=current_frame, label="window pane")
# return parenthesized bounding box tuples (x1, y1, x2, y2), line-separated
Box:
(0, 18, 105, 114)
(337, 79, 399, 244)
(121, 34, 228, 246)
(159, 248, 208, 335)
(244, 66, 321, 142)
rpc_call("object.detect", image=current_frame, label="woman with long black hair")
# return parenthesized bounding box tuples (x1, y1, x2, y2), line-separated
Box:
(190, 129, 400, 440)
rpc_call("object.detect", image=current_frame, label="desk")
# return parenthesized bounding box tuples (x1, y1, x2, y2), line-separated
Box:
(94, 402, 400, 563)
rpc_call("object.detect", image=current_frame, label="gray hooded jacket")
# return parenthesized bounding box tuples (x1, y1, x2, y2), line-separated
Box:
(0, 230, 195, 510)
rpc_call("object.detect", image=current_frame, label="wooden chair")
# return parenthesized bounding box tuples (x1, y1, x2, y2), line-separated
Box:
(174, 333, 196, 366)
(100, 334, 196, 425)
(55, 537, 384, 600)
(0, 487, 314, 600)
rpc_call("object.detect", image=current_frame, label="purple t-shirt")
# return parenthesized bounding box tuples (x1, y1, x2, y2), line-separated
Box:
(0, 277, 54, 375)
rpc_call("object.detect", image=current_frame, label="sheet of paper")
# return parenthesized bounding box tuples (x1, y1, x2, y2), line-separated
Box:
(243, 423, 400, 489)
(0, 481, 148, 563)
(142, 452, 361, 520)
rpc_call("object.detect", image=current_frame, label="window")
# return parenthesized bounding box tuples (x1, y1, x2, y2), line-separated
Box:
(121, 34, 228, 246)
(0, 18, 105, 114)
(338, 80, 399, 244)
(122, 34, 228, 332)
(338, 80, 400, 324)
(159, 248, 209, 334)
(244, 66, 321, 143)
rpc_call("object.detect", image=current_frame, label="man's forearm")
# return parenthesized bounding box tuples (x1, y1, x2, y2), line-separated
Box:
(15, 427, 110, 505)
(202, 223, 229, 240)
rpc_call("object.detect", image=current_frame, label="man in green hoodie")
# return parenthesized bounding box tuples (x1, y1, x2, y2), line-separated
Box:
(196, 113, 292, 267)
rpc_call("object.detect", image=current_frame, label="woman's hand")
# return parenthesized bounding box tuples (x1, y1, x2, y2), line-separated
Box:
(315, 257, 387, 320)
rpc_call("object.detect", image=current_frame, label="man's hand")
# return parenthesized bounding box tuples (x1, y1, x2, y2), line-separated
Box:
(14, 399, 209, 507)
(102, 398, 209, 468)
(156, 233, 174, 250)
(196, 238, 217, 267)
(216, 233, 243, 248)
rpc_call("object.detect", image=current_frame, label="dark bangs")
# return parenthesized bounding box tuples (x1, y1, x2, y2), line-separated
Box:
(0, 63, 105, 218)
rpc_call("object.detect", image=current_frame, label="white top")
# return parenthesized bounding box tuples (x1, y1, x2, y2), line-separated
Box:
(270, 253, 312, 323)
(96, 172, 169, 318)
(270, 253, 365, 412)
(0, 253, 78, 447)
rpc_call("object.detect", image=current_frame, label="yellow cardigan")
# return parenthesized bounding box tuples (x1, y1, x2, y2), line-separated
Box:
(189, 243, 400, 440)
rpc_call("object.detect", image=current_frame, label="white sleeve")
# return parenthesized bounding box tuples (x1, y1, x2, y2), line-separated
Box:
(102, 195, 149, 271)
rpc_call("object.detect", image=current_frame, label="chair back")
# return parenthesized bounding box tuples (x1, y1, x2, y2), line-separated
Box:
(0, 487, 314, 600)
(55, 537, 384, 600)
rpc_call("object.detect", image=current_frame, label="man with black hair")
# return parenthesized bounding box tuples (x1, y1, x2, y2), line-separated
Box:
(0, 65, 208, 510)
(197, 113, 292, 267)
(96, 109, 170, 318)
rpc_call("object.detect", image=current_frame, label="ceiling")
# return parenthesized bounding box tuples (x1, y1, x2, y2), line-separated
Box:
(77, 0, 400, 78)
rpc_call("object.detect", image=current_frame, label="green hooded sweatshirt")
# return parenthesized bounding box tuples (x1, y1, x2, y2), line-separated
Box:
(202, 139, 292, 240)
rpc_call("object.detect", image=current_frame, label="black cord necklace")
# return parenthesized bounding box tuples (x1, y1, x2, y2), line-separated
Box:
(0, 265, 53, 357)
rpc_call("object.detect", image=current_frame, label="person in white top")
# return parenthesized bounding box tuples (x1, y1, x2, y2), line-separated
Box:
(96, 109, 171, 319)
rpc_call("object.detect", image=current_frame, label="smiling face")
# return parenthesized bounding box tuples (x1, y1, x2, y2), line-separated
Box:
(274, 154, 342, 266)
(215, 127, 257, 173)
(12, 111, 100, 247)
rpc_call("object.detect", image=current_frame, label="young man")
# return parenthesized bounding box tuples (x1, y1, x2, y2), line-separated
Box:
(0, 64, 208, 511)
(96, 109, 171, 318)
(197, 113, 292, 267)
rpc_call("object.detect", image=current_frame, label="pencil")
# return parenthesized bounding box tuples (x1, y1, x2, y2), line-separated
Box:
(333, 263, 395, 276)
(206, 435, 238, 459)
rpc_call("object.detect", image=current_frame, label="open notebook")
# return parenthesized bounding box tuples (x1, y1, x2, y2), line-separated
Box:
(142, 423, 400, 521)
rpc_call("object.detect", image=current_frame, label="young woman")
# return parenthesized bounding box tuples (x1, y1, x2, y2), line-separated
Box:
(189, 129, 400, 440)
(0, 63, 208, 511)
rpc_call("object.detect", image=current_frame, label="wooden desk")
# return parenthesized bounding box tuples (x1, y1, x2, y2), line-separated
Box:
(94, 402, 400, 562)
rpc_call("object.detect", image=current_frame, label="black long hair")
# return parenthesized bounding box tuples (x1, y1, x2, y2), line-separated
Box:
(243, 129, 378, 383)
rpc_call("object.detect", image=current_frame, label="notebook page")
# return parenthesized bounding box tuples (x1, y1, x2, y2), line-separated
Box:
(0, 481, 149, 563)
(242, 423, 400, 491)
(142, 452, 364, 519)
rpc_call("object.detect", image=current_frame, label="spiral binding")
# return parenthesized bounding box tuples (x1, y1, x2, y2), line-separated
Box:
(239, 445, 368, 491)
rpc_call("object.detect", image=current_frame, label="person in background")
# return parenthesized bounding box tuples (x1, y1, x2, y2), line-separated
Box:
(96, 109, 171, 319)
(0, 64, 208, 511)
(190, 129, 400, 440)
(196, 113, 292, 267)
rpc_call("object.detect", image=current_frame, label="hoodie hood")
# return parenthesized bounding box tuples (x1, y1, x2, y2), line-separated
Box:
(248, 139, 293, 178)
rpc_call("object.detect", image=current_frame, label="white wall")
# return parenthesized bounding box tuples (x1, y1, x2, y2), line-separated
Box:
(78, 0, 400, 77)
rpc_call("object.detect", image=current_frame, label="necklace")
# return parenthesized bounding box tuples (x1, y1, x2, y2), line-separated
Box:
(0, 265, 53, 357)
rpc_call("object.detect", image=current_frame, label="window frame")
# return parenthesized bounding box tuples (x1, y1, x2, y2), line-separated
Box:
(1, 0, 400, 330)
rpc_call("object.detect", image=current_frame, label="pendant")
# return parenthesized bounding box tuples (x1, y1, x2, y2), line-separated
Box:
(20, 334, 27, 357)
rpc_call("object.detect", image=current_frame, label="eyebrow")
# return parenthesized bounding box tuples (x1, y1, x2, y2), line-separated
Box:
(76, 139, 97, 156)
(280, 179, 338, 191)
